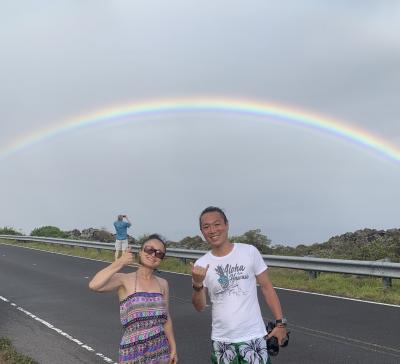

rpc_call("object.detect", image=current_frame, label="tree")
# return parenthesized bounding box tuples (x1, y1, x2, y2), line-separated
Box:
(231, 229, 271, 254)
(0, 226, 21, 235)
(179, 235, 208, 250)
(30, 226, 68, 238)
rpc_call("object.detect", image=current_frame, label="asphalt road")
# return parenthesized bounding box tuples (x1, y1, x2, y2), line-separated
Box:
(0, 243, 399, 364)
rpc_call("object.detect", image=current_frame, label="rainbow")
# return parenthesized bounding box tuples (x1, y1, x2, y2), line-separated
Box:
(1, 97, 399, 163)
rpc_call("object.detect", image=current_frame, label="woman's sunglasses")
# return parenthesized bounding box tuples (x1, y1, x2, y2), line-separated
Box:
(143, 245, 166, 260)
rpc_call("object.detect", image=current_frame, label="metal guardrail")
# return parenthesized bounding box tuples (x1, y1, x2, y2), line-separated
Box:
(1, 235, 399, 287)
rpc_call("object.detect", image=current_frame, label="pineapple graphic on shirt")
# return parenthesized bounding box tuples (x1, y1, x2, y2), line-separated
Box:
(213, 264, 247, 298)
(215, 265, 229, 289)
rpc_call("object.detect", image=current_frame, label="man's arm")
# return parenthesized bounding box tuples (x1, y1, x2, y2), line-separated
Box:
(192, 285, 207, 312)
(124, 215, 132, 226)
(256, 270, 288, 344)
(190, 263, 209, 312)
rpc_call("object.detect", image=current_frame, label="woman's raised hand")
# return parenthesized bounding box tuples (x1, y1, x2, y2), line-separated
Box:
(119, 248, 135, 266)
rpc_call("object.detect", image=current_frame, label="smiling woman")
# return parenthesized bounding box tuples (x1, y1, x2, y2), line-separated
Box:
(88, 234, 178, 364)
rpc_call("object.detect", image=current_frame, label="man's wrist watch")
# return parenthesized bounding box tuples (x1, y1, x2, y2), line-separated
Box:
(192, 283, 204, 292)
(275, 317, 287, 326)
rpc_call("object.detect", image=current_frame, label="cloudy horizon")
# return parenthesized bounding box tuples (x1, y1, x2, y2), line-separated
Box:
(1, 1, 399, 246)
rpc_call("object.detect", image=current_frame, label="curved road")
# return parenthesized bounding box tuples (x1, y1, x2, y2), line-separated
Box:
(0, 243, 399, 363)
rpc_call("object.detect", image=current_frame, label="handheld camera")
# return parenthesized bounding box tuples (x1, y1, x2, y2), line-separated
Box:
(266, 321, 290, 356)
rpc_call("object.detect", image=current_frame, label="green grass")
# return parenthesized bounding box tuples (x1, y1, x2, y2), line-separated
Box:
(2, 239, 399, 305)
(159, 257, 191, 273)
(267, 267, 400, 305)
(1, 240, 116, 262)
(0, 337, 38, 364)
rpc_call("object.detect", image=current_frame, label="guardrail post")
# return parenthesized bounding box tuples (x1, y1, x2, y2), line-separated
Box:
(308, 270, 319, 279)
(379, 258, 392, 288)
(382, 276, 392, 288)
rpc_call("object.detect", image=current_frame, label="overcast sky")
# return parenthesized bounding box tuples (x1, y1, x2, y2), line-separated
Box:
(1, 1, 399, 246)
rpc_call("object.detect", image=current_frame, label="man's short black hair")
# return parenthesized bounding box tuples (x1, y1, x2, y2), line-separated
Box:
(199, 206, 228, 227)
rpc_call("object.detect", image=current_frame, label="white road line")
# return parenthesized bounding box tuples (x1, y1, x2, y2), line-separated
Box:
(2, 242, 399, 308)
(274, 321, 400, 357)
(0, 295, 118, 364)
(274, 286, 400, 308)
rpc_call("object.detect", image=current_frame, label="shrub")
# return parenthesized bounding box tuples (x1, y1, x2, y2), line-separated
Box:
(30, 226, 68, 238)
(0, 336, 38, 363)
(0, 226, 21, 235)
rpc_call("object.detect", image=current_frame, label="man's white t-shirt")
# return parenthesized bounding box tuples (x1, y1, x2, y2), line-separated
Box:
(195, 243, 268, 343)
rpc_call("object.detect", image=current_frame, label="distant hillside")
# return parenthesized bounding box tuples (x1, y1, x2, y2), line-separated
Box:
(167, 228, 400, 262)
(167, 235, 209, 251)
(2, 225, 398, 262)
(310, 228, 399, 261)
(271, 228, 400, 262)
(64, 228, 136, 244)
(52, 226, 400, 262)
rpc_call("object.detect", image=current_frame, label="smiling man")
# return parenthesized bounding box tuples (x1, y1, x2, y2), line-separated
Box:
(191, 206, 287, 364)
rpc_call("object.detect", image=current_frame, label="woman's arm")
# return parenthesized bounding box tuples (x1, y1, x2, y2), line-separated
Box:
(88, 250, 133, 292)
(162, 279, 178, 363)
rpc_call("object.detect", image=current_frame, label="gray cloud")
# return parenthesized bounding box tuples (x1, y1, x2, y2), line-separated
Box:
(1, 1, 399, 245)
